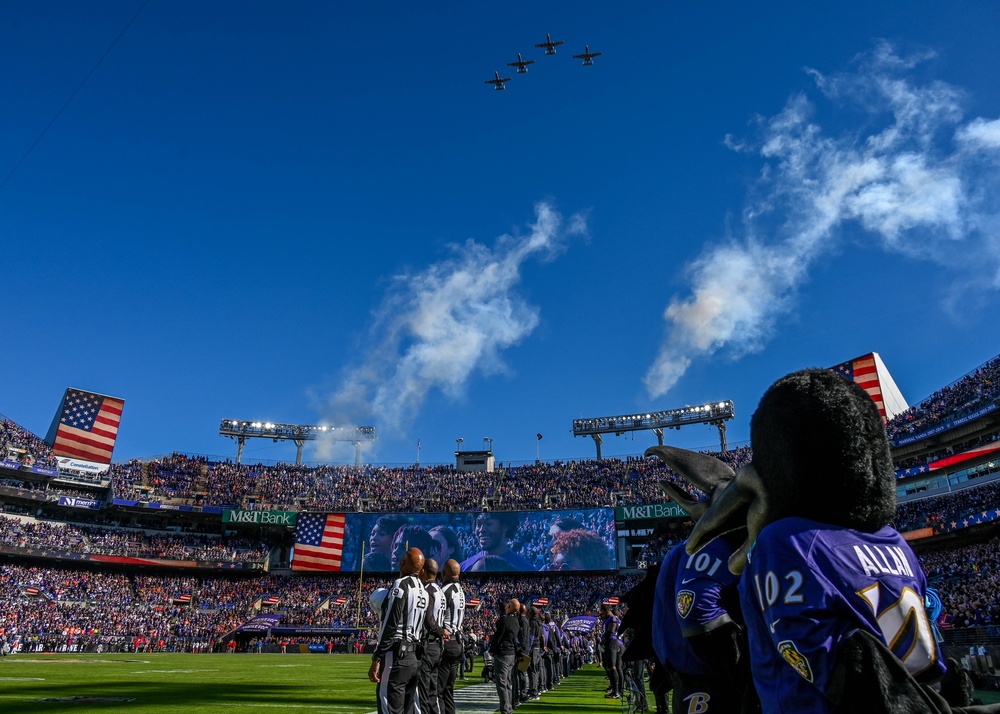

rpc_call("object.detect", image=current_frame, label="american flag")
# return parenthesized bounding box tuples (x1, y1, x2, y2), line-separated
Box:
(465, 597, 482, 609)
(173, 594, 192, 604)
(46, 388, 125, 464)
(292, 513, 347, 572)
(333, 597, 349, 606)
(604, 596, 620, 606)
(263, 596, 280, 606)
(24, 586, 40, 596)
(831, 354, 886, 420)
(532, 597, 549, 607)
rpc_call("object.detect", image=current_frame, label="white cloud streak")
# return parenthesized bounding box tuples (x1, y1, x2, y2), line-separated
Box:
(645, 41, 1000, 398)
(317, 202, 582, 456)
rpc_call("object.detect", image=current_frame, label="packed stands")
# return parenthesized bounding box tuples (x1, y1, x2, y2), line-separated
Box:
(5, 350, 1000, 655)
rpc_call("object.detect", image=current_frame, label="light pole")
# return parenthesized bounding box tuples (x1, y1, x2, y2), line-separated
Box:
(456, 437, 464, 452)
(483, 437, 493, 452)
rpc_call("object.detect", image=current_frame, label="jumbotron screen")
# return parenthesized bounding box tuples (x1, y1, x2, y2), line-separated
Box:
(293, 508, 617, 573)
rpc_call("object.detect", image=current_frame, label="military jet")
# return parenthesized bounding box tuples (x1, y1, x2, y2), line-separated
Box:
(573, 45, 602, 66)
(534, 33, 564, 55)
(485, 71, 513, 91)
(506, 53, 535, 74)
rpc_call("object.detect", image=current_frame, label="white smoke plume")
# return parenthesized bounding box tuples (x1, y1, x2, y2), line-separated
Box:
(644, 41, 1000, 398)
(315, 202, 583, 458)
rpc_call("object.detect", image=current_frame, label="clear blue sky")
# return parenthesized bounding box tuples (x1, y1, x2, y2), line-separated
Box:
(3, 1, 1000, 467)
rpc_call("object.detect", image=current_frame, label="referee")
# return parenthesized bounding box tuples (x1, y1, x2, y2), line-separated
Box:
(369, 547, 429, 714)
(436, 559, 465, 714)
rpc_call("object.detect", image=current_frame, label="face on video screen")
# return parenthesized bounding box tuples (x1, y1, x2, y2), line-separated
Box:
(334, 507, 617, 573)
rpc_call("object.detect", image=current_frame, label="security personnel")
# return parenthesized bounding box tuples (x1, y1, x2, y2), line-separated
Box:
(436, 559, 466, 714)
(417, 558, 446, 714)
(490, 599, 521, 714)
(369, 547, 429, 714)
(527, 607, 544, 700)
(515, 603, 530, 704)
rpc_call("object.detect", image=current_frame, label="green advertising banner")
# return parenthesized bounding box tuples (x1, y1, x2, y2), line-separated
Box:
(223, 509, 298, 526)
(614, 502, 688, 522)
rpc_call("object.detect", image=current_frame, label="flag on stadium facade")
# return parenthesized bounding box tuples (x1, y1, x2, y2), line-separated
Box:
(465, 597, 483, 610)
(173, 594, 192, 605)
(532, 597, 549, 608)
(333, 596, 348, 606)
(603, 596, 619, 606)
(263, 596, 280, 606)
(896, 442, 1000, 480)
(291, 513, 347, 572)
(45, 388, 125, 464)
(24, 586, 40, 596)
(829, 353, 908, 422)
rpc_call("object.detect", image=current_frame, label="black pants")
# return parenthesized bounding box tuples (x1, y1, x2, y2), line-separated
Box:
(437, 639, 463, 714)
(377, 646, 420, 714)
(603, 640, 622, 695)
(416, 640, 442, 714)
(528, 648, 541, 696)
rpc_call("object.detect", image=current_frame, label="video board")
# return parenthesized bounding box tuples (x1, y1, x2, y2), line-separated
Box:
(328, 507, 617, 573)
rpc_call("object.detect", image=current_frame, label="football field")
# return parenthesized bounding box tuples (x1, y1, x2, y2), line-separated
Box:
(0, 653, 631, 713)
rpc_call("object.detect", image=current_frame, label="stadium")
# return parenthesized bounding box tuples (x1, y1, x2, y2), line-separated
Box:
(4, 351, 1000, 712)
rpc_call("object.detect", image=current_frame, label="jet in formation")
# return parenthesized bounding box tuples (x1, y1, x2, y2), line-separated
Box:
(485, 71, 513, 91)
(534, 33, 564, 55)
(507, 53, 535, 74)
(573, 45, 602, 66)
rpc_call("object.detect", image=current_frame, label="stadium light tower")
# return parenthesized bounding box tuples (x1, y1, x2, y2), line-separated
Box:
(219, 420, 376, 466)
(572, 400, 735, 460)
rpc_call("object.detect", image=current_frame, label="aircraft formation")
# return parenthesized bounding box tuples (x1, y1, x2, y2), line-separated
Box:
(485, 33, 602, 91)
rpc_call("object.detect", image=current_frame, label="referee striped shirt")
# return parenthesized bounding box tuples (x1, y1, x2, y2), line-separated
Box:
(440, 581, 465, 635)
(373, 574, 428, 658)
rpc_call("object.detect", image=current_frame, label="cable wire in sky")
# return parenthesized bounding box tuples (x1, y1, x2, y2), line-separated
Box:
(0, 0, 151, 193)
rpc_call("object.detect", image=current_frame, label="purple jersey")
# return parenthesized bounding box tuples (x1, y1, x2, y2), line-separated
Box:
(653, 538, 740, 677)
(740, 517, 945, 714)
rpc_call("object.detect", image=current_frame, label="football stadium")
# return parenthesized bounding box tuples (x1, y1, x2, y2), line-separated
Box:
(4, 352, 1000, 712)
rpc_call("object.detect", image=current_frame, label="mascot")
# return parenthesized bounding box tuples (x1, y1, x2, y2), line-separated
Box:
(621, 447, 755, 714)
(680, 368, 996, 714)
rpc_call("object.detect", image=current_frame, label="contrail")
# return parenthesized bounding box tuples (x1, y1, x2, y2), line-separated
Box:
(314, 202, 584, 459)
(645, 41, 1000, 398)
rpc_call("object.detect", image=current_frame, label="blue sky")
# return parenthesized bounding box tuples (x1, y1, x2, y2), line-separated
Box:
(3, 1, 1000, 467)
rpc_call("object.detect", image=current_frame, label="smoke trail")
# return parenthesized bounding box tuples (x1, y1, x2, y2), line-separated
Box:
(316, 202, 583, 457)
(645, 41, 1000, 397)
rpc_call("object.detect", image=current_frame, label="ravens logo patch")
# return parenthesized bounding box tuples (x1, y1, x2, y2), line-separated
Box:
(676, 590, 695, 619)
(778, 640, 813, 682)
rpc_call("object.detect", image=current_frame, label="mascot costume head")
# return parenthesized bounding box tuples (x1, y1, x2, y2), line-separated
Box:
(624, 368, 985, 714)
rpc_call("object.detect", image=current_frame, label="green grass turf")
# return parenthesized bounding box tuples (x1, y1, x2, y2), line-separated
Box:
(0, 653, 633, 714)
(7, 653, 993, 712)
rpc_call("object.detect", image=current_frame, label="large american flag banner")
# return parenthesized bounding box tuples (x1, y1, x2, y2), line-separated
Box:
(292, 513, 347, 572)
(46, 388, 125, 464)
(831, 353, 886, 421)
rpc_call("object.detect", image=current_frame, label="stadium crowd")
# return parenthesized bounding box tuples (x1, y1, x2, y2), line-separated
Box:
(886, 353, 1000, 441)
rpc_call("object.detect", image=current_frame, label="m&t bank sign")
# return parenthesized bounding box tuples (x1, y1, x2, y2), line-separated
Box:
(615, 502, 688, 522)
(223, 509, 298, 526)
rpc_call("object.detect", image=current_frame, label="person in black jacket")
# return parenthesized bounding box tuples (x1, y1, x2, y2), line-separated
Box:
(527, 607, 544, 700)
(490, 599, 521, 714)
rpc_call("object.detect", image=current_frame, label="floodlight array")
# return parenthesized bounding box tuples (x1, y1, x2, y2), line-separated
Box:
(572, 400, 735, 437)
(219, 420, 376, 443)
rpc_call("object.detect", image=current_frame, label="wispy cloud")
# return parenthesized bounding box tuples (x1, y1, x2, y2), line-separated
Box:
(644, 41, 1000, 398)
(315, 202, 583, 457)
